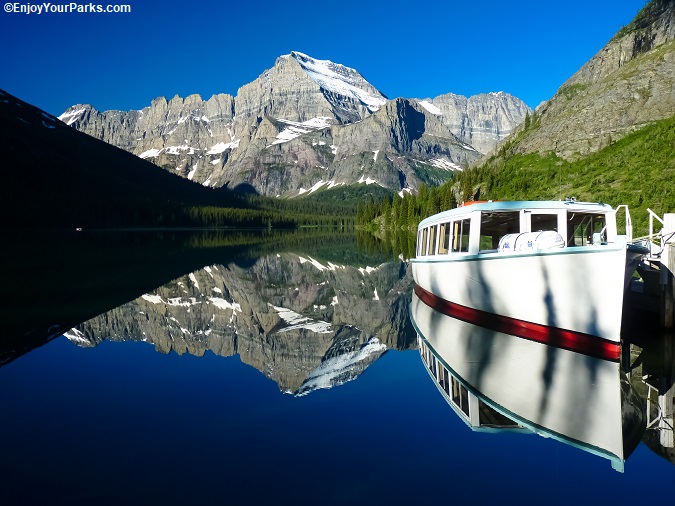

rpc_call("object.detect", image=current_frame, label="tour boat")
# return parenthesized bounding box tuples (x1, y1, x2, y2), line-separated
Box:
(410, 293, 646, 472)
(411, 200, 648, 361)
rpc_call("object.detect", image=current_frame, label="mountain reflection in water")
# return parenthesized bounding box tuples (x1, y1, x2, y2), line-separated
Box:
(63, 248, 415, 394)
(1, 229, 414, 368)
(1, 231, 674, 504)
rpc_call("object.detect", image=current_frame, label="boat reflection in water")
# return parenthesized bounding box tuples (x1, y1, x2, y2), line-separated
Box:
(410, 291, 646, 472)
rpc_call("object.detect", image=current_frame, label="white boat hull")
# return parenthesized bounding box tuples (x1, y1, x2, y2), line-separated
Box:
(412, 240, 627, 344)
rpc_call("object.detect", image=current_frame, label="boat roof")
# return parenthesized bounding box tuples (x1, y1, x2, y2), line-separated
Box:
(418, 200, 614, 228)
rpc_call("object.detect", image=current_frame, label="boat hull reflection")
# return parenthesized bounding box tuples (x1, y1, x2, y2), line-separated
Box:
(411, 292, 645, 472)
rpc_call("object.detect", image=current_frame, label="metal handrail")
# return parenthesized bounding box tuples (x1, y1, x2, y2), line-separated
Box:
(646, 383, 663, 429)
(615, 204, 633, 242)
(631, 208, 665, 258)
(647, 208, 665, 241)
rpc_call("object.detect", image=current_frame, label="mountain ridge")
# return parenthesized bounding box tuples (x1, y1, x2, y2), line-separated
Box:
(60, 51, 530, 197)
(495, 0, 675, 161)
(0, 86, 358, 230)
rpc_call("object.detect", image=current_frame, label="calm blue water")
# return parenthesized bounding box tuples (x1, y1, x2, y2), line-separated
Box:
(1, 336, 672, 505)
(1, 232, 673, 504)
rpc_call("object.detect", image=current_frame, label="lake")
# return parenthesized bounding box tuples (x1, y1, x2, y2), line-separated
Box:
(1, 230, 673, 505)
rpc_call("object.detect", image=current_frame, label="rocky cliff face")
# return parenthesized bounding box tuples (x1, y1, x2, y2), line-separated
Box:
(65, 252, 415, 394)
(509, 0, 675, 160)
(416, 92, 531, 154)
(60, 51, 529, 196)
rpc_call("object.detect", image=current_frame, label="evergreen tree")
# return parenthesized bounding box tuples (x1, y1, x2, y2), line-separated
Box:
(382, 197, 391, 229)
(399, 196, 409, 229)
(406, 195, 417, 227)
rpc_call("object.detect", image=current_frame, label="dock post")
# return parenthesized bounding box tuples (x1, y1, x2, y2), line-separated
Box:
(661, 214, 675, 328)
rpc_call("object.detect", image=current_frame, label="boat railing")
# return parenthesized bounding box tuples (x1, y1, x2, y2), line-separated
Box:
(645, 383, 664, 430)
(647, 208, 665, 242)
(615, 204, 634, 242)
(632, 208, 667, 261)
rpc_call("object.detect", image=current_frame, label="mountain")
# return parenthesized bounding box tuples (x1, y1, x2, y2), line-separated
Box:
(60, 51, 530, 197)
(0, 87, 253, 229)
(416, 92, 531, 154)
(0, 87, 360, 229)
(498, 0, 675, 160)
(63, 252, 416, 394)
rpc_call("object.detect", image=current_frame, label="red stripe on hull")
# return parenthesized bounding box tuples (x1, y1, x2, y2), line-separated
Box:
(413, 283, 620, 362)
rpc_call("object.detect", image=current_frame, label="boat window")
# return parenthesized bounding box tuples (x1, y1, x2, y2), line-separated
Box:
(531, 213, 558, 232)
(451, 377, 470, 418)
(479, 212, 520, 252)
(478, 402, 520, 428)
(452, 219, 471, 253)
(438, 222, 451, 254)
(429, 225, 438, 255)
(568, 213, 606, 246)
(420, 227, 428, 256)
(479, 233, 495, 251)
(440, 367, 450, 396)
(420, 340, 428, 364)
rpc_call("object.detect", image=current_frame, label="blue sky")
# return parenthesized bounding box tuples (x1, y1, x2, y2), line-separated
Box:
(1, 0, 648, 116)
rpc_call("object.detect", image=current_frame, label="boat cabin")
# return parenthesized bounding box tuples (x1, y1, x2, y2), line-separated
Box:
(416, 201, 619, 258)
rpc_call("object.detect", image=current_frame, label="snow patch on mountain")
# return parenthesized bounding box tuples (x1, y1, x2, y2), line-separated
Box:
(270, 117, 331, 146)
(209, 297, 241, 312)
(297, 255, 330, 271)
(290, 51, 387, 112)
(206, 139, 240, 154)
(427, 158, 462, 171)
(142, 294, 164, 304)
(187, 164, 198, 180)
(58, 107, 86, 125)
(418, 100, 442, 115)
(139, 148, 161, 159)
(167, 297, 198, 307)
(295, 338, 387, 396)
(165, 145, 199, 155)
(64, 327, 90, 345)
(357, 175, 379, 185)
(297, 179, 343, 195)
(270, 304, 332, 334)
(358, 265, 380, 275)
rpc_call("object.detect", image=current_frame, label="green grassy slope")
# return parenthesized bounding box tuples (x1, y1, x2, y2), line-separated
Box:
(457, 114, 675, 235)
